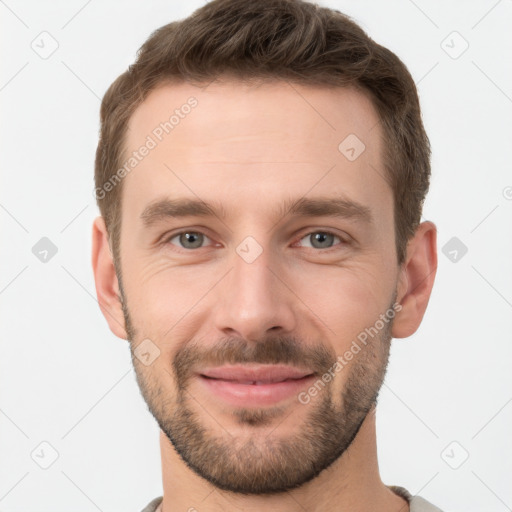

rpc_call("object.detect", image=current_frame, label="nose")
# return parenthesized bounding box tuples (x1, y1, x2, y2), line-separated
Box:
(212, 241, 297, 342)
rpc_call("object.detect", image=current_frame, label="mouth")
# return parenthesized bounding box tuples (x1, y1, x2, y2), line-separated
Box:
(196, 364, 316, 407)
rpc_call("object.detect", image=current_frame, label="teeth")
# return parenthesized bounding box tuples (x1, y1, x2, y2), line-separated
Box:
(214, 377, 306, 385)
(237, 380, 286, 385)
(236, 380, 269, 385)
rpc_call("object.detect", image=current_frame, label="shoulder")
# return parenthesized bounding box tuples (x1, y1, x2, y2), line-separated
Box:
(390, 485, 444, 512)
(140, 496, 163, 512)
(410, 495, 444, 512)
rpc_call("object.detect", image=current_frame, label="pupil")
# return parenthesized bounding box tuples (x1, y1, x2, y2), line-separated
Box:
(181, 232, 202, 249)
(313, 232, 332, 248)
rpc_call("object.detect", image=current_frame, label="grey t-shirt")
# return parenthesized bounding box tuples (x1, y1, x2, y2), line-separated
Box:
(141, 485, 444, 511)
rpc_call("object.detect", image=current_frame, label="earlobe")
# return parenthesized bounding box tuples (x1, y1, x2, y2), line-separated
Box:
(392, 221, 437, 339)
(91, 216, 128, 340)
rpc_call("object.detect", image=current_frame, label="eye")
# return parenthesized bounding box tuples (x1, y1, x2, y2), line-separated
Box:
(166, 231, 213, 250)
(296, 231, 345, 250)
(162, 229, 348, 252)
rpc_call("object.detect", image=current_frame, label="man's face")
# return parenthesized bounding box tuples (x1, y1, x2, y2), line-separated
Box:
(117, 80, 401, 493)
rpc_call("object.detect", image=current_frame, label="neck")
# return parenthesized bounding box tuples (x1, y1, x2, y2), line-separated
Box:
(158, 407, 409, 512)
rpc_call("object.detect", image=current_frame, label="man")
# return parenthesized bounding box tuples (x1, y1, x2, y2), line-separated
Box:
(91, 0, 440, 510)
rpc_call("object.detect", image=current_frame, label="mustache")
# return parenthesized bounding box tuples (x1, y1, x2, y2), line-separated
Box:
(172, 336, 337, 387)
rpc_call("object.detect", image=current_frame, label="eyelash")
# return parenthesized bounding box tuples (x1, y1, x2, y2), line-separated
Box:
(161, 229, 350, 253)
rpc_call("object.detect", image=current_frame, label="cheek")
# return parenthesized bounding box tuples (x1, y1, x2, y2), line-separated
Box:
(291, 259, 395, 344)
(122, 256, 218, 342)
(122, 233, 397, 349)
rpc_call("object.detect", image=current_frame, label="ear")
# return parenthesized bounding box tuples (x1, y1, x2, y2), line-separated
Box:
(392, 221, 437, 339)
(91, 216, 128, 340)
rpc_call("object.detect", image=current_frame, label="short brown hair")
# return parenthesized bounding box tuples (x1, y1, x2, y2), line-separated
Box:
(95, 0, 431, 267)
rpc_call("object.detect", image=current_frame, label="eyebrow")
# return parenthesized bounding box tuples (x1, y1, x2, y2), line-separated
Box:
(140, 196, 373, 227)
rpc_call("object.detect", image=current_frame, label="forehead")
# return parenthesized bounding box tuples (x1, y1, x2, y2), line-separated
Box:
(126, 80, 382, 162)
(121, 79, 391, 229)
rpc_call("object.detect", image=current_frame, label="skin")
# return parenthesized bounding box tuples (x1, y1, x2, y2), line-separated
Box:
(92, 79, 437, 511)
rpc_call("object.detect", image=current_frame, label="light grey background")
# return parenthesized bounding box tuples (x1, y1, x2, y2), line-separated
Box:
(1, 1, 511, 511)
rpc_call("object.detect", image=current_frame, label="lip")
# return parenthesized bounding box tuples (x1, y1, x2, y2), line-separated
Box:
(200, 364, 313, 383)
(197, 364, 316, 407)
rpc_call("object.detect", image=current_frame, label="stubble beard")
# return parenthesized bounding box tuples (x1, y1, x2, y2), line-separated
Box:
(120, 284, 394, 495)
